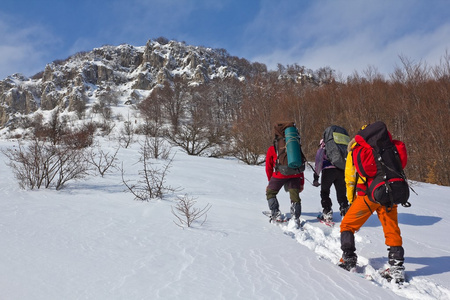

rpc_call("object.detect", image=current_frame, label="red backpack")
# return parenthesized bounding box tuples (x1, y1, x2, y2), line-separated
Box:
(352, 121, 410, 209)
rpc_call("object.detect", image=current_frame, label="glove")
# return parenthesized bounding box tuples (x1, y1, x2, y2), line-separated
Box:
(313, 180, 320, 187)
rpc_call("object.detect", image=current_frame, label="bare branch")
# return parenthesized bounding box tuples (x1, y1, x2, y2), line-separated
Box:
(171, 194, 211, 228)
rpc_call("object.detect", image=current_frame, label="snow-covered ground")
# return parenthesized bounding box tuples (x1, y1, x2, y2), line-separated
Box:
(0, 138, 449, 300)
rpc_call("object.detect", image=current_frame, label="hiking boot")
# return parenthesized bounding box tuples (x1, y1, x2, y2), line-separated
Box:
(380, 264, 405, 283)
(319, 209, 333, 222)
(338, 252, 357, 271)
(382, 247, 405, 283)
(290, 202, 301, 220)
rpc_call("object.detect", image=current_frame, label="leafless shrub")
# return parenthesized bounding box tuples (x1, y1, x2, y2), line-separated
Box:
(34, 108, 65, 145)
(86, 144, 120, 177)
(60, 123, 96, 149)
(52, 145, 90, 190)
(2, 140, 49, 189)
(92, 102, 112, 120)
(119, 118, 135, 148)
(121, 143, 179, 201)
(97, 120, 116, 136)
(171, 194, 211, 228)
(2, 139, 90, 190)
(2, 110, 95, 190)
(140, 136, 171, 160)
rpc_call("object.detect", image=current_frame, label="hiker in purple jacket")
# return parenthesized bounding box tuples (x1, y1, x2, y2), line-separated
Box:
(313, 139, 348, 222)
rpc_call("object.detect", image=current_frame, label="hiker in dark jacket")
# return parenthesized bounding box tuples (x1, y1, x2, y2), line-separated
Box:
(313, 139, 349, 222)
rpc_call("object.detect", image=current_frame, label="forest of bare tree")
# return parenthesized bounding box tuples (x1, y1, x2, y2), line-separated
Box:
(139, 54, 450, 186)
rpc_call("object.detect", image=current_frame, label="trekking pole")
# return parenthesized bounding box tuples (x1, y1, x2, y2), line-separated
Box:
(407, 181, 418, 196)
(304, 177, 314, 186)
(307, 161, 319, 177)
(306, 161, 321, 186)
(384, 154, 418, 196)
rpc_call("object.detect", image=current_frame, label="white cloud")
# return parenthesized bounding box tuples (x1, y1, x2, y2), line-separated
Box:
(0, 14, 59, 79)
(243, 0, 450, 77)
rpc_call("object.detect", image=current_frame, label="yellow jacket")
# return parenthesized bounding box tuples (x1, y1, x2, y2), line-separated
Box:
(345, 140, 367, 203)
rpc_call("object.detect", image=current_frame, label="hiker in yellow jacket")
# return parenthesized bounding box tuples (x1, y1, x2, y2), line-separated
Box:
(338, 132, 405, 283)
(344, 139, 368, 205)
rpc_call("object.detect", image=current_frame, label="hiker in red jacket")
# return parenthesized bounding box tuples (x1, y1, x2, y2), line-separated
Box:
(338, 122, 408, 284)
(265, 145, 304, 221)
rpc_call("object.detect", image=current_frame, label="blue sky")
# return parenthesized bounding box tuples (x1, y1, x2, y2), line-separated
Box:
(1, 0, 449, 80)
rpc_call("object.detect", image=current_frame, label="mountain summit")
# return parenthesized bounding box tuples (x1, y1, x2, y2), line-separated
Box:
(0, 38, 265, 128)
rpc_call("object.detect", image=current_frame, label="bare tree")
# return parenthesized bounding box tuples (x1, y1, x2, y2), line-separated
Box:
(160, 76, 188, 130)
(171, 194, 211, 228)
(166, 88, 223, 156)
(138, 89, 164, 136)
(229, 75, 276, 164)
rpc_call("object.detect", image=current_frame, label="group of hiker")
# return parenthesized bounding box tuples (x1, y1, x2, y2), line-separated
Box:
(264, 121, 410, 283)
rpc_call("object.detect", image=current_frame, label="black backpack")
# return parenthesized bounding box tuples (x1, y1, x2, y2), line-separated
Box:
(323, 125, 350, 170)
(273, 122, 305, 176)
(353, 121, 411, 209)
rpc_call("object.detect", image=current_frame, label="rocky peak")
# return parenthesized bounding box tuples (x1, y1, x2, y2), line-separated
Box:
(0, 39, 251, 128)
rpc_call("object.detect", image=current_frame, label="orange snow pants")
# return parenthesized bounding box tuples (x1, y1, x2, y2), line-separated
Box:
(340, 194, 402, 247)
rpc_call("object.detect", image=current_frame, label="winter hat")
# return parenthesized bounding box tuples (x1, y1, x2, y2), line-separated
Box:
(319, 139, 325, 148)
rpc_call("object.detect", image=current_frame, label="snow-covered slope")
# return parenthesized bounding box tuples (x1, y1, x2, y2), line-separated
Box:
(0, 139, 449, 300)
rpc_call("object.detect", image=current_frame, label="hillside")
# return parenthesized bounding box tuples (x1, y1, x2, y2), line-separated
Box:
(0, 138, 449, 299)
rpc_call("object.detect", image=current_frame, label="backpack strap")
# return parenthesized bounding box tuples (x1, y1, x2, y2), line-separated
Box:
(375, 150, 395, 211)
(353, 171, 359, 202)
(273, 138, 279, 172)
(381, 147, 413, 208)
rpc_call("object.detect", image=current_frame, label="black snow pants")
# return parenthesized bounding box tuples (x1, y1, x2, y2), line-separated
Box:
(320, 168, 347, 212)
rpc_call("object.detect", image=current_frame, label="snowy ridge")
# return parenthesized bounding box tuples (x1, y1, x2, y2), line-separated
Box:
(0, 39, 254, 129)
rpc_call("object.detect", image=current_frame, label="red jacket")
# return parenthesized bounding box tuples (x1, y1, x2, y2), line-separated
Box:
(265, 146, 305, 183)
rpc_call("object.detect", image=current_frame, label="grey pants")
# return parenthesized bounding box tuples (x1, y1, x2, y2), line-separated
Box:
(266, 177, 301, 203)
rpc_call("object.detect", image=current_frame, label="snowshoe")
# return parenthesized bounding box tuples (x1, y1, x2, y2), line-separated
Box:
(262, 211, 289, 223)
(380, 265, 405, 284)
(317, 211, 335, 227)
(293, 218, 305, 229)
(270, 209, 282, 222)
(338, 253, 357, 271)
(319, 209, 333, 221)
